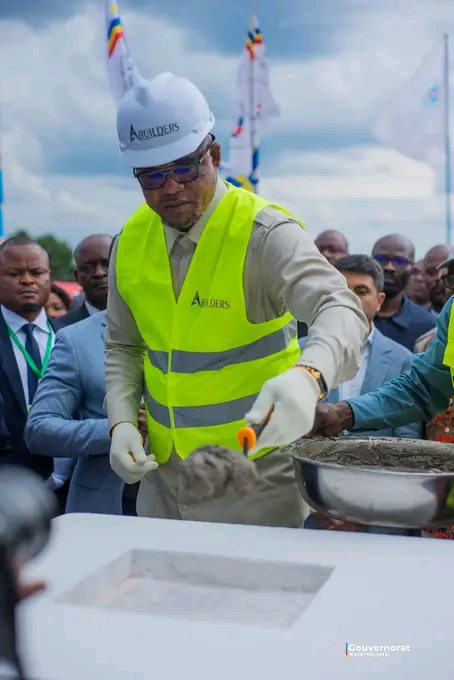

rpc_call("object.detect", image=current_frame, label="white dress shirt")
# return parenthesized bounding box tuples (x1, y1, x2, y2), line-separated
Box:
(338, 326, 375, 402)
(1, 305, 54, 407)
(163, 179, 228, 298)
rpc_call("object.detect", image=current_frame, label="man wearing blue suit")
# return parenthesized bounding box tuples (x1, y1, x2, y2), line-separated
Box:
(48, 234, 113, 509)
(301, 255, 421, 533)
(301, 255, 421, 439)
(25, 311, 124, 514)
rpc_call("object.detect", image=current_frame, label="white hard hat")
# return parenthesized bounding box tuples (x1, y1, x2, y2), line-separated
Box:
(116, 72, 215, 168)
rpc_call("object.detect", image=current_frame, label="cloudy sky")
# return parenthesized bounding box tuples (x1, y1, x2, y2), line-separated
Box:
(0, 0, 453, 256)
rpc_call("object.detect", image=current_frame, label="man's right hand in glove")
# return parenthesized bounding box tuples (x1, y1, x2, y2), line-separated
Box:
(310, 402, 354, 436)
(110, 422, 158, 484)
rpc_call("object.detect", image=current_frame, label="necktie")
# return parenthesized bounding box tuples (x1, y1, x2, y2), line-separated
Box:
(21, 323, 42, 404)
(170, 233, 188, 298)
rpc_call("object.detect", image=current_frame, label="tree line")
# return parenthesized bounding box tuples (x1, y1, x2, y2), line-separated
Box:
(8, 230, 74, 281)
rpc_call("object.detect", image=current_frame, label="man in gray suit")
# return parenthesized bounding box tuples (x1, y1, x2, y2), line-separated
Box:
(25, 311, 124, 514)
(301, 255, 421, 534)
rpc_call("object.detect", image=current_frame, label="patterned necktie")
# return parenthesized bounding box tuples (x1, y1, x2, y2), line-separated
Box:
(21, 323, 42, 403)
(170, 232, 186, 298)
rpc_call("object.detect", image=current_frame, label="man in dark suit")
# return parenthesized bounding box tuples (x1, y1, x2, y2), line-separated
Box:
(0, 393, 11, 459)
(58, 234, 112, 327)
(0, 235, 61, 479)
(372, 234, 435, 350)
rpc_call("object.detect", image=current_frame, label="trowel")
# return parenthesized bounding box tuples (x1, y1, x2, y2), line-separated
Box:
(179, 413, 272, 504)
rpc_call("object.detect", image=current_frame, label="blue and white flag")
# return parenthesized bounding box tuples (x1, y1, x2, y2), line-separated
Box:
(373, 40, 445, 167)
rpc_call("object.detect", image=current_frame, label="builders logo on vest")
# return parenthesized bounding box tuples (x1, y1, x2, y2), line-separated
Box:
(191, 291, 230, 309)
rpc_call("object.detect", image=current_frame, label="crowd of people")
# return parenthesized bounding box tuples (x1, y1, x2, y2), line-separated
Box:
(0, 223, 453, 534)
(0, 233, 129, 515)
(300, 229, 454, 536)
(1, 71, 454, 541)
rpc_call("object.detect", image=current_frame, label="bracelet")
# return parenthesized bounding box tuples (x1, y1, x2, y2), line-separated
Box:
(294, 365, 328, 401)
(110, 420, 139, 436)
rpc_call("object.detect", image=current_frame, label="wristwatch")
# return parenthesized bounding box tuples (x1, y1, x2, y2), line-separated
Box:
(295, 365, 328, 401)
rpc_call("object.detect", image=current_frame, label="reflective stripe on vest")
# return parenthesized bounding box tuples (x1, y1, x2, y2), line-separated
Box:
(147, 321, 295, 374)
(145, 386, 257, 429)
(116, 184, 304, 463)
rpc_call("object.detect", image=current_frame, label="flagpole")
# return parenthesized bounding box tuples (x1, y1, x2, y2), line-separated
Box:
(444, 33, 451, 244)
(249, 0, 258, 193)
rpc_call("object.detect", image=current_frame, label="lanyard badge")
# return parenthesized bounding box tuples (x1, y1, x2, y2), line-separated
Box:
(7, 320, 53, 381)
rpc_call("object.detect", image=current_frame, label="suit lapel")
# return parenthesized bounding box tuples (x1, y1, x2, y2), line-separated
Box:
(100, 315, 106, 342)
(77, 304, 89, 323)
(49, 317, 59, 333)
(0, 312, 27, 414)
(361, 331, 391, 395)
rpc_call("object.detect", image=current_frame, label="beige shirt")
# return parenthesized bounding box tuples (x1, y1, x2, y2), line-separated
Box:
(105, 178, 368, 428)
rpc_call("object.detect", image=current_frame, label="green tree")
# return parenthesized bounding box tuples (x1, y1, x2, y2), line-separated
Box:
(9, 230, 74, 281)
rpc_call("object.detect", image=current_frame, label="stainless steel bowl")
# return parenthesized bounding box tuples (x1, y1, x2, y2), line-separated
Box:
(285, 437, 454, 528)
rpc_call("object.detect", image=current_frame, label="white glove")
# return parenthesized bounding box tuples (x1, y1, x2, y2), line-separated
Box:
(110, 422, 158, 484)
(244, 367, 320, 456)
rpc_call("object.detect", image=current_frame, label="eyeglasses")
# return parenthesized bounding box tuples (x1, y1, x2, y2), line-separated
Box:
(373, 254, 413, 268)
(441, 273, 454, 290)
(133, 135, 216, 190)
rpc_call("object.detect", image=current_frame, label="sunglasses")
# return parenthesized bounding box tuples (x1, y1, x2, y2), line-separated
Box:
(373, 254, 413, 267)
(133, 135, 216, 191)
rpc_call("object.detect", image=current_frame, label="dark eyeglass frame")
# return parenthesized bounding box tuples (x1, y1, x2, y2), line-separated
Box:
(423, 265, 439, 278)
(441, 272, 454, 289)
(133, 135, 216, 190)
(373, 254, 413, 268)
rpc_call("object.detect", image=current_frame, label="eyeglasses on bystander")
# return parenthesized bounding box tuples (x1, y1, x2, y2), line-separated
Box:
(373, 254, 413, 268)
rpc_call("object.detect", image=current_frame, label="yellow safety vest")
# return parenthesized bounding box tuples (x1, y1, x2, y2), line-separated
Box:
(116, 184, 303, 463)
(443, 301, 454, 385)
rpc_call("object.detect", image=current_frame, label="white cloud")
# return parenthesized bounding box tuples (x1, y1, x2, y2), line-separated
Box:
(262, 146, 446, 257)
(0, 0, 453, 258)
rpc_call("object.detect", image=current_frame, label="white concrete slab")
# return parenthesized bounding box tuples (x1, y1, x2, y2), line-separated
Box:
(18, 514, 454, 680)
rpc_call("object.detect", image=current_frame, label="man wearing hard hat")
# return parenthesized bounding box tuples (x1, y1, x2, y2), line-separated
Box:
(105, 72, 368, 526)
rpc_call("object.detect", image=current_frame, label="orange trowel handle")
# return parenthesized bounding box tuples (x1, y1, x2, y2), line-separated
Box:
(237, 409, 274, 455)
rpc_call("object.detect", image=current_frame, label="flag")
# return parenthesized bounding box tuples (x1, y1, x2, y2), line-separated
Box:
(372, 39, 445, 167)
(221, 14, 280, 193)
(105, 1, 140, 104)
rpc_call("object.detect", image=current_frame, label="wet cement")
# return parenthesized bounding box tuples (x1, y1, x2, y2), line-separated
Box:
(282, 437, 454, 473)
